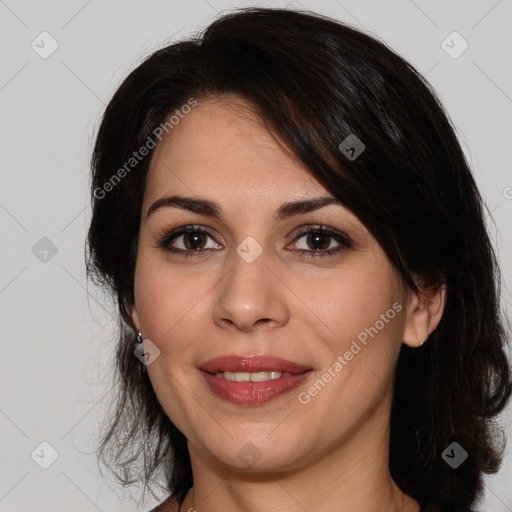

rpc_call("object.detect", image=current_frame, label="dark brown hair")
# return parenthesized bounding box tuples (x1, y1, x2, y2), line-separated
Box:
(86, 7, 512, 510)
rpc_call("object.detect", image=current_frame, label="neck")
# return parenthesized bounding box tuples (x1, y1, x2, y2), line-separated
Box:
(182, 395, 420, 512)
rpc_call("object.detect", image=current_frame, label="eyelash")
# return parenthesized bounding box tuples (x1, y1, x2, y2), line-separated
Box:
(155, 224, 352, 259)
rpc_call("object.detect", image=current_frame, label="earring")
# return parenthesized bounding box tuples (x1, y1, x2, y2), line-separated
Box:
(134, 332, 146, 372)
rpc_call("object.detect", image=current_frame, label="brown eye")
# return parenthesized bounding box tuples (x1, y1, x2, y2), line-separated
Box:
(157, 226, 223, 254)
(288, 226, 352, 258)
(183, 232, 207, 250)
(306, 233, 331, 251)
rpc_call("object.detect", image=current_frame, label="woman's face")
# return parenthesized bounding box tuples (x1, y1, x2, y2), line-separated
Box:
(131, 96, 424, 473)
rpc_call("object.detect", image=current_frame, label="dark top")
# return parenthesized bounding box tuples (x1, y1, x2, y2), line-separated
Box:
(149, 496, 178, 511)
(148, 495, 476, 511)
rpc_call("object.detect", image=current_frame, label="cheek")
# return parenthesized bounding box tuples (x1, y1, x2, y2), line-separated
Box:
(298, 262, 406, 421)
(294, 266, 405, 438)
(134, 251, 214, 340)
(133, 256, 212, 436)
(295, 258, 404, 356)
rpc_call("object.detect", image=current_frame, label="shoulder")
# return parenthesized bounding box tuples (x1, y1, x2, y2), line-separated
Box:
(423, 505, 478, 512)
(147, 495, 179, 512)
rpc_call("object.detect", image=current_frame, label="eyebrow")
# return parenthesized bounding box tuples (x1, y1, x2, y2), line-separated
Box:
(146, 195, 345, 220)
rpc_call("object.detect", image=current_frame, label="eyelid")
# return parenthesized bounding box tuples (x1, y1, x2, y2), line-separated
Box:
(290, 224, 352, 247)
(155, 223, 352, 255)
(155, 224, 224, 249)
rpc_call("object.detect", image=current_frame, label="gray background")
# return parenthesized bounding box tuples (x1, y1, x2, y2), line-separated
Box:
(1, 0, 511, 510)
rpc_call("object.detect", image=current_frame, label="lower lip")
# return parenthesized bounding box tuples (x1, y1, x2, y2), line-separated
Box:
(200, 370, 312, 405)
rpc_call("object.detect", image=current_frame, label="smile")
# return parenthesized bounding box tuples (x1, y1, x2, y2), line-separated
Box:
(199, 355, 313, 405)
(214, 371, 292, 381)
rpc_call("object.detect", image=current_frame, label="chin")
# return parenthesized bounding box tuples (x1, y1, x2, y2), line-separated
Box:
(201, 431, 310, 474)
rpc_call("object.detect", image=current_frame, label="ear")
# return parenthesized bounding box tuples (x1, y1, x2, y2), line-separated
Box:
(403, 281, 446, 347)
(129, 304, 141, 333)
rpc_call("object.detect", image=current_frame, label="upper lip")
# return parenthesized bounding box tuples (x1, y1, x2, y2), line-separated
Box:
(199, 355, 311, 374)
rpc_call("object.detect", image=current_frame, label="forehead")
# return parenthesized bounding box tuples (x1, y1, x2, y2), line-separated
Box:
(144, 96, 326, 205)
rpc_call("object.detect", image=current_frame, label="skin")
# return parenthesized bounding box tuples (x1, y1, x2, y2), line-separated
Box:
(130, 95, 446, 512)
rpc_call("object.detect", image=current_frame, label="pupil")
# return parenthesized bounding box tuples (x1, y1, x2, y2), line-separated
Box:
(185, 232, 205, 250)
(308, 233, 329, 250)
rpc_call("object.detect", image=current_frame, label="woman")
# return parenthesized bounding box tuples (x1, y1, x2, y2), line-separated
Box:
(86, 8, 512, 512)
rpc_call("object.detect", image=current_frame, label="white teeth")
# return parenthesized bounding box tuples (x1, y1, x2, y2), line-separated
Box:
(214, 371, 293, 381)
(249, 371, 270, 382)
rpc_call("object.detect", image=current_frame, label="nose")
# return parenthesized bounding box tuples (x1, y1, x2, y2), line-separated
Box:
(212, 248, 290, 333)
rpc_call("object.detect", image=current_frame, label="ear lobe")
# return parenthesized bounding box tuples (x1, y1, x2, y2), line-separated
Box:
(129, 304, 141, 332)
(402, 284, 446, 348)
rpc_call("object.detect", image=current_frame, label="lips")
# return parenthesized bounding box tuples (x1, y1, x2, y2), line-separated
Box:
(199, 355, 310, 374)
(199, 355, 313, 405)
